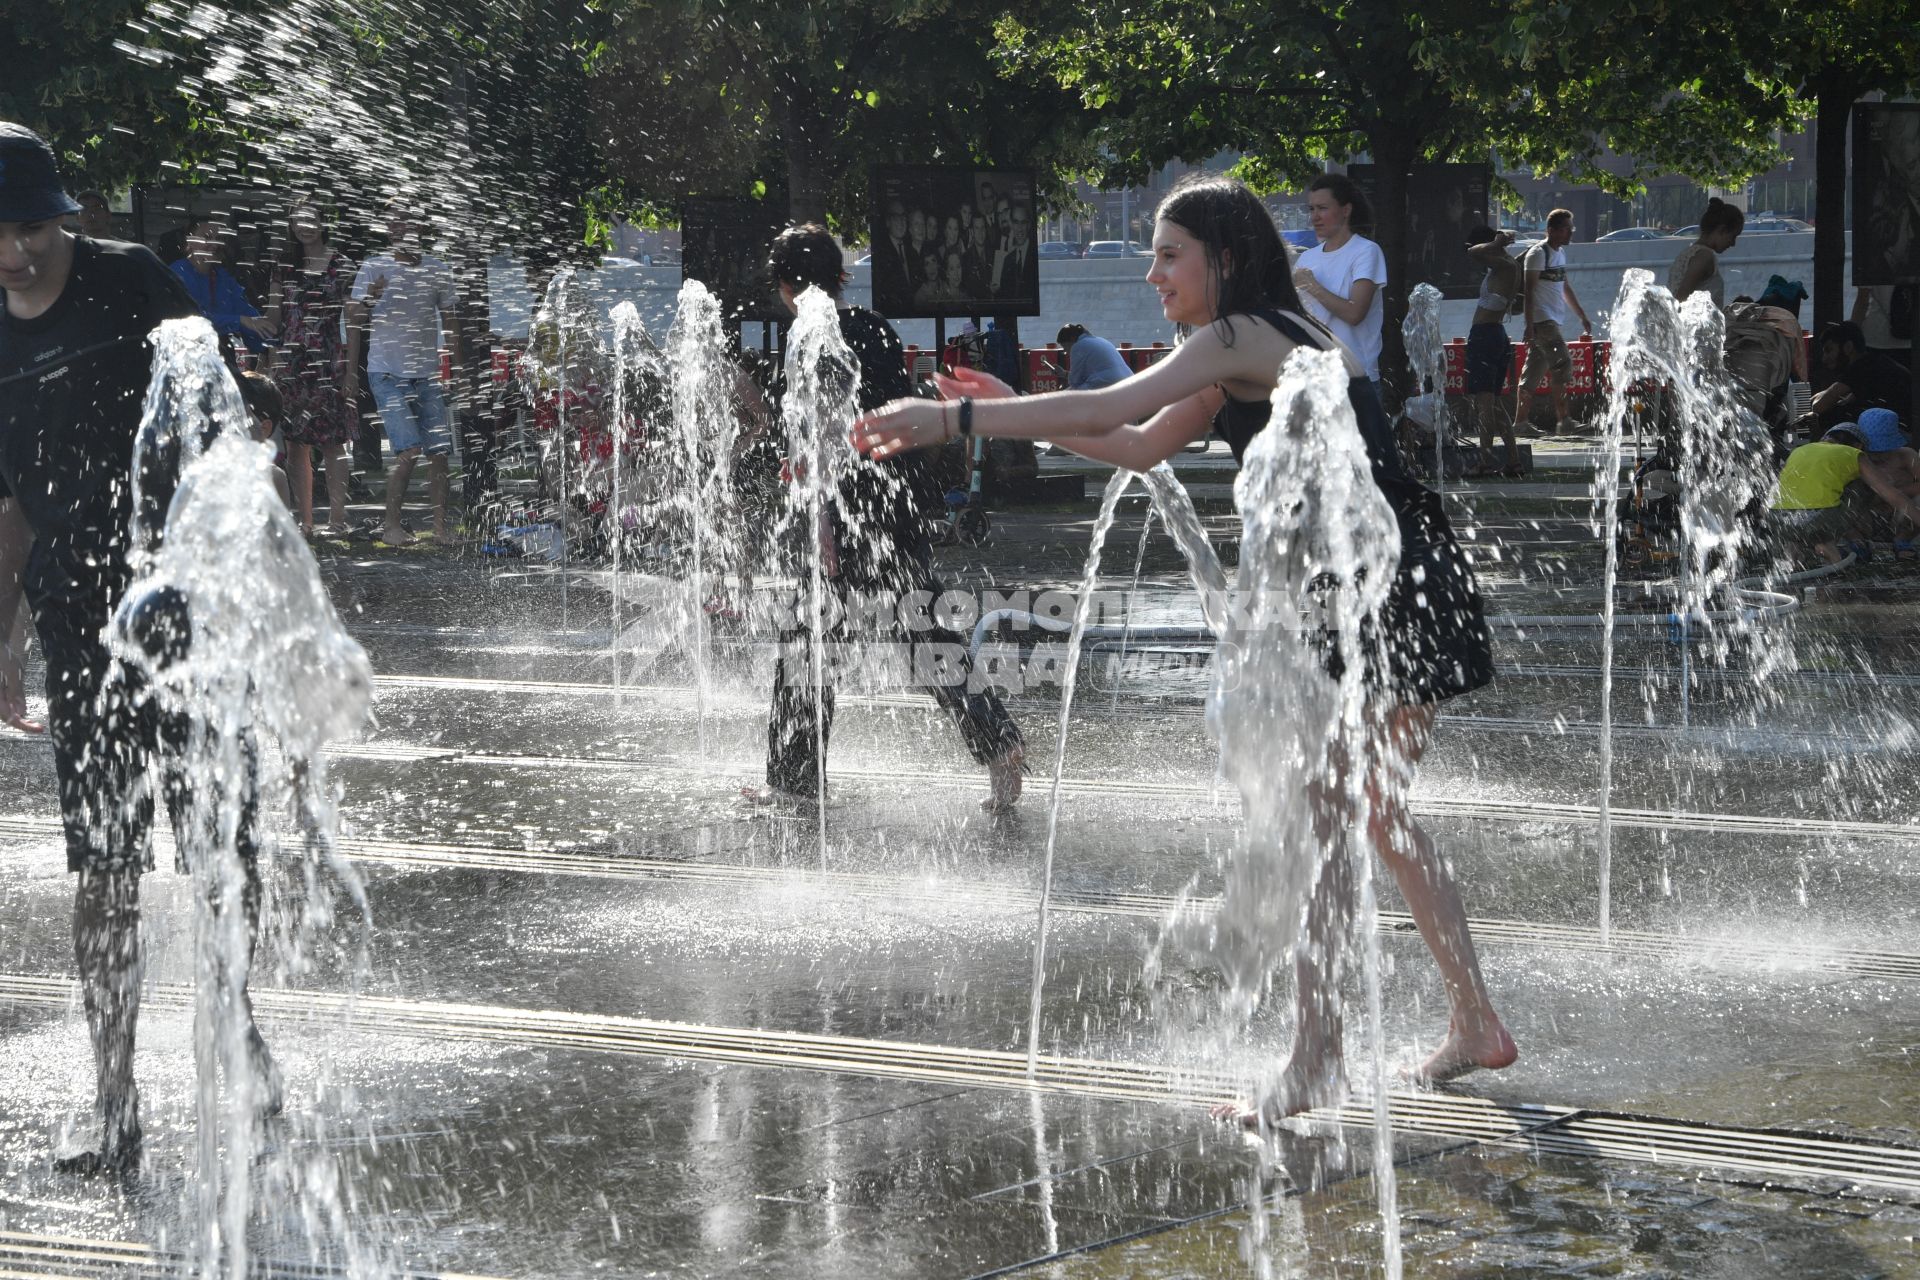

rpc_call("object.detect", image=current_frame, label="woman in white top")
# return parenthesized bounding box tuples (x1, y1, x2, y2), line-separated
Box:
(1668, 197, 1743, 308)
(1293, 173, 1389, 383)
(1851, 284, 1913, 363)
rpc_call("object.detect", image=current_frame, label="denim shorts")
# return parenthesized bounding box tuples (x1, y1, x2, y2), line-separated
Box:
(371, 372, 452, 457)
(1465, 322, 1512, 395)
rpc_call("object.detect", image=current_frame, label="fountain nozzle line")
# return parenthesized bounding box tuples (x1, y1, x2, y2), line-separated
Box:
(4, 974, 1918, 1200)
(965, 587, 1800, 656)
(5, 814, 1915, 982)
(0, 1227, 506, 1279)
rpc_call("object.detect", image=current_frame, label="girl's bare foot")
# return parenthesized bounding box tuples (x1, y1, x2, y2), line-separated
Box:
(1208, 1056, 1346, 1129)
(983, 745, 1024, 812)
(740, 784, 820, 810)
(1412, 1016, 1518, 1086)
(381, 525, 416, 546)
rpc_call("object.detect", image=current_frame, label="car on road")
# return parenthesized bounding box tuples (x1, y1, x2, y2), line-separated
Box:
(1084, 239, 1151, 258)
(1281, 228, 1318, 249)
(1037, 240, 1083, 259)
(1595, 227, 1671, 242)
(1672, 218, 1811, 238)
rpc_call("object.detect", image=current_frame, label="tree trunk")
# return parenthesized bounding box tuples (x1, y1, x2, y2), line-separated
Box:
(1368, 127, 1416, 406)
(1812, 77, 1854, 334)
(778, 73, 830, 225)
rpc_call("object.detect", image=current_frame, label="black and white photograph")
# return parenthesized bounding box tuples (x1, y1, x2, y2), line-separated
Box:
(680, 196, 787, 323)
(868, 166, 1040, 318)
(1852, 103, 1920, 286)
(1349, 162, 1492, 299)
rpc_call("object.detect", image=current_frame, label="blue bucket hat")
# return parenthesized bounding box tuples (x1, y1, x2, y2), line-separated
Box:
(1857, 407, 1908, 453)
(0, 123, 83, 222)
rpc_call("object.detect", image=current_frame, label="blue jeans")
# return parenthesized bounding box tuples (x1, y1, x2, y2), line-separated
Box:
(370, 373, 452, 457)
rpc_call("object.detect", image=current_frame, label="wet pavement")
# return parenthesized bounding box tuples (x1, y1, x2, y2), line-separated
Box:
(4, 479, 1920, 1277)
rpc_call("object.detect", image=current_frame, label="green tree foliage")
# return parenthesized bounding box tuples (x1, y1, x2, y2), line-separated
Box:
(0, 0, 234, 189)
(5, 0, 613, 258)
(1003, 0, 1800, 386)
(154, 0, 614, 254)
(1734, 0, 1920, 327)
(591, 0, 1100, 231)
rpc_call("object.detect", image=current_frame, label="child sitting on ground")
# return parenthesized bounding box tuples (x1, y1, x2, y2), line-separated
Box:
(1769, 408, 1912, 564)
(238, 370, 294, 513)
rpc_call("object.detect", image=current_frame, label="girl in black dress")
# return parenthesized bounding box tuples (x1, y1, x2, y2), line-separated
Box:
(855, 175, 1515, 1120)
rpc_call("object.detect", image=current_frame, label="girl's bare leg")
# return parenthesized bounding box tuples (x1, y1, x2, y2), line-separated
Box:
(322, 443, 351, 531)
(1371, 704, 1516, 1084)
(1215, 701, 1515, 1128)
(1213, 755, 1358, 1126)
(289, 439, 315, 533)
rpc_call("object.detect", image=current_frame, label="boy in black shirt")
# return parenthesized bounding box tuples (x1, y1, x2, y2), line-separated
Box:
(1808, 322, 1912, 435)
(747, 224, 1024, 810)
(0, 122, 278, 1173)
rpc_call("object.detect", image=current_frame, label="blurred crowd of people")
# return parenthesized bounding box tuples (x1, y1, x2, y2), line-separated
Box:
(54, 191, 496, 547)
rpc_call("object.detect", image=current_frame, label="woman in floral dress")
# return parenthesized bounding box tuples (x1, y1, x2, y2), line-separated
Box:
(271, 201, 358, 535)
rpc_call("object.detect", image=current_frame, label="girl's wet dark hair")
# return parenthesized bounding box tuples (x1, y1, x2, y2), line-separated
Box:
(1307, 172, 1374, 237)
(1154, 174, 1309, 345)
(769, 222, 847, 298)
(1698, 196, 1745, 238)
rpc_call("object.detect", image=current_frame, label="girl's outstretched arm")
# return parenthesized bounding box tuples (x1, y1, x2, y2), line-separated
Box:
(855, 320, 1288, 469)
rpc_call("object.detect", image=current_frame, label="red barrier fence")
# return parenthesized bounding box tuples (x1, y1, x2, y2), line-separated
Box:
(1441, 337, 1608, 397)
(903, 332, 1811, 399)
(904, 341, 1172, 392)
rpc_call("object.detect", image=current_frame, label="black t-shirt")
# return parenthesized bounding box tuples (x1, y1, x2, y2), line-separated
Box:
(829, 307, 938, 587)
(1841, 350, 1911, 418)
(0, 237, 198, 614)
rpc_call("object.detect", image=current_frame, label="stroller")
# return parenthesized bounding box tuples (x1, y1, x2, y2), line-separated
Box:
(1722, 301, 1807, 460)
(1613, 304, 1786, 573)
(1614, 392, 1684, 571)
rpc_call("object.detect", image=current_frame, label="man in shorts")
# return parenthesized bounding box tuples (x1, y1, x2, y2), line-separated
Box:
(1463, 226, 1523, 475)
(348, 203, 462, 544)
(1515, 209, 1591, 434)
(0, 122, 279, 1174)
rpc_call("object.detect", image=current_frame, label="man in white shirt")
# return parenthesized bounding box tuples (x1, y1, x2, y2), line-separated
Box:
(347, 204, 462, 544)
(1516, 208, 1591, 433)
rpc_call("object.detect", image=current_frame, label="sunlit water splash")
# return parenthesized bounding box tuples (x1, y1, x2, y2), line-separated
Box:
(111, 318, 376, 1276)
(663, 281, 740, 749)
(780, 288, 860, 860)
(1591, 270, 1783, 942)
(1149, 348, 1404, 1279)
(527, 268, 608, 625)
(1138, 461, 1231, 633)
(1402, 282, 1447, 491)
(606, 301, 652, 704)
(1026, 466, 1136, 1069)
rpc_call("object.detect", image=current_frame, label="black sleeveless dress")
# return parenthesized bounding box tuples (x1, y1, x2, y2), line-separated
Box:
(1214, 308, 1495, 706)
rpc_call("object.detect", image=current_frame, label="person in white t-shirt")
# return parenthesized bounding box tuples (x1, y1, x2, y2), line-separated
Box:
(1851, 284, 1913, 367)
(1293, 173, 1388, 383)
(346, 204, 462, 545)
(1516, 208, 1591, 433)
